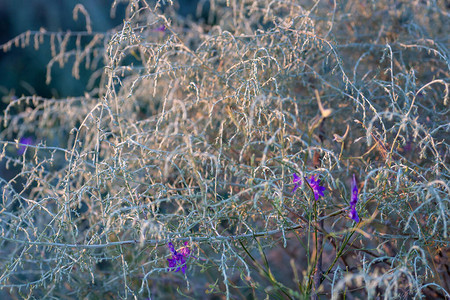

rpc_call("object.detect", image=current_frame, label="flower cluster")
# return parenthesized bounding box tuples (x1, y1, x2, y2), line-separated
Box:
(348, 174, 360, 223)
(307, 175, 326, 201)
(292, 172, 361, 223)
(292, 173, 326, 201)
(167, 242, 192, 274)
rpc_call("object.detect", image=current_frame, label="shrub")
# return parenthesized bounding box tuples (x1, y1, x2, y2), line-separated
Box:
(0, 0, 449, 298)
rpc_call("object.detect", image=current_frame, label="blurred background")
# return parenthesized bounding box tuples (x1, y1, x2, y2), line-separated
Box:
(0, 0, 209, 102)
(0, 0, 120, 101)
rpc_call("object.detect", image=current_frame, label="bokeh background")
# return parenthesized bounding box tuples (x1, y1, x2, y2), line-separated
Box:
(0, 0, 211, 100)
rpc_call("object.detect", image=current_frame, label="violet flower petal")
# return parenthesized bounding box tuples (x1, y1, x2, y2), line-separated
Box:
(292, 173, 302, 193)
(349, 206, 360, 223)
(350, 174, 358, 206)
(18, 137, 34, 155)
(167, 242, 193, 274)
(307, 175, 326, 201)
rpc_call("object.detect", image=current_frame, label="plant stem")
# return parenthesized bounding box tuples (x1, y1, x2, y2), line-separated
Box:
(312, 215, 324, 299)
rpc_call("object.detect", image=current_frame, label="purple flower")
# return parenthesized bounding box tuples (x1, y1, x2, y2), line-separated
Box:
(167, 242, 192, 274)
(179, 242, 191, 257)
(167, 242, 175, 252)
(348, 206, 360, 223)
(307, 175, 326, 201)
(292, 173, 302, 193)
(348, 174, 360, 223)
(350, 174, 358, 207)
(153, 25, 165, 32)
(18, 137, 34, 155)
